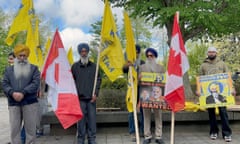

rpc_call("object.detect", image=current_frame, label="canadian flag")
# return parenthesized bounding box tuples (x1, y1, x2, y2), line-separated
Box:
(41, 29, 83, 129)
(164, 12, 190, 112)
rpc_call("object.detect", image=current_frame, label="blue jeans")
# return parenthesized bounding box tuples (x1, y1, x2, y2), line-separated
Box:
(128, 107, 144, 134)
(208, 107, 232, 137)
(77, 100, 96, 144)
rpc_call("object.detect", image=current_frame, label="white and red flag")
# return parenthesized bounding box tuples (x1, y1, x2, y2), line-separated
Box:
(41, 29, 83, 129)
(164, 12, 190, 112)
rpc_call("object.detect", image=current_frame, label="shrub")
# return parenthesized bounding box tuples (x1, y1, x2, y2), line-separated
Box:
(97, 89, 127, 111)
(97, 77, 128, 111)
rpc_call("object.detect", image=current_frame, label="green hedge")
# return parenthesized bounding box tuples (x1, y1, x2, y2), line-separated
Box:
(97, 89, 127, 111)
(97, 77, 128, 111)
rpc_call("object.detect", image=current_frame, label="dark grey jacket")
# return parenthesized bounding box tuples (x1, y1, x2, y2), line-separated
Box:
(2, 64, 40, 106)
(71, 61, 101, 100)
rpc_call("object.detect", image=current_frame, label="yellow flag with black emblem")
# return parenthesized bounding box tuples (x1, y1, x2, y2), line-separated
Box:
(100, 0, 124, 82)
(5, 0, 34, 45)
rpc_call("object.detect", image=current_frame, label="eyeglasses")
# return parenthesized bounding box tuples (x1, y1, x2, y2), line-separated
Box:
(147, 54, 153, 58)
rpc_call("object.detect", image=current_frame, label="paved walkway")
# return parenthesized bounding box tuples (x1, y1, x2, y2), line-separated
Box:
(1, 97, 240, 144)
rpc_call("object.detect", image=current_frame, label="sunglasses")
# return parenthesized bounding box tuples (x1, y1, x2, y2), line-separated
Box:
(147, 54, 154, 58)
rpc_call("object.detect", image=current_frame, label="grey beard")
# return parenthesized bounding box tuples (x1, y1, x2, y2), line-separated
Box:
(145, 59, 158, 72)
(14, 59, 31, 80)
(80, 56, 89, 65)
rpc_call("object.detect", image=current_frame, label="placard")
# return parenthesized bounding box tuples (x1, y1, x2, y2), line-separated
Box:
(140, 72, 170, 110)
(196, 73, 235, 108)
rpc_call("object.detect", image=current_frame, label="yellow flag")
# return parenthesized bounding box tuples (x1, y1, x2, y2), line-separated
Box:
(5, 0, 34, 45)
(67, 47, 74, 65)
(35, 17, 44, 69)
(126, 69, 138, 112)
(26, 21, 38, 66)
(37, 47, 43, 68)
(100, 0, 124, 82)
(124, 12, 136, 63)
(124, 12, 137, 112)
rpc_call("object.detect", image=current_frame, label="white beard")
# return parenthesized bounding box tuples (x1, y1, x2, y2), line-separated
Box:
(14, 59, 31, 80)
(80, 56, 89, 65)
(145, 59, 158, 72)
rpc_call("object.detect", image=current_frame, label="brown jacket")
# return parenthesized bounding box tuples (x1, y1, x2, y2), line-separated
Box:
(199, 57, 228, 75)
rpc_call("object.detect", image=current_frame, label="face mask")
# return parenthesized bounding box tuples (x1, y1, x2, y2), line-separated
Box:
(208, 55, 216, 60)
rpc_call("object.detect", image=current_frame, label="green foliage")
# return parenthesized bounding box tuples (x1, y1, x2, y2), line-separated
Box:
(101, 77, 127, 90)
(97, 77, 128, 110)
(0, 9, 12, 79)
(120, 15, 152, 49)
(113, 0, 240, 42)
(186, 42, 208, 84)
(97, 89, 127, 111)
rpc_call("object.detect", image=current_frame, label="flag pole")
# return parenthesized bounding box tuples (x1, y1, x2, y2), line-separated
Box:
(170, 111, 175, 144)
(129, 66, 140, 144)
(92, 46, 100, 99)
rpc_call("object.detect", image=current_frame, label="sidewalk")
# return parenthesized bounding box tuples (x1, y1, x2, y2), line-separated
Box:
(1, 97, 240, 144)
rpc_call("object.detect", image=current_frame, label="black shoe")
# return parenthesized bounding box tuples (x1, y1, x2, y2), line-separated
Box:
(143, 139, 151, 144)
(155, 139, 165, 144)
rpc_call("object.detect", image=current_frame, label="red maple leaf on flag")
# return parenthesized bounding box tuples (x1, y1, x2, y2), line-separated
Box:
(164, 12, 190, 112)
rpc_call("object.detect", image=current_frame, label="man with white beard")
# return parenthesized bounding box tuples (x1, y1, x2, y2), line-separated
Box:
(71, 43, 101, 144)
(2, 44, 40, 144)
(139, 48, 165, 144)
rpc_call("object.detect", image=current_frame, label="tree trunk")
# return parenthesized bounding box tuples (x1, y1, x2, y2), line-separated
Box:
(183, 72, 195, 102)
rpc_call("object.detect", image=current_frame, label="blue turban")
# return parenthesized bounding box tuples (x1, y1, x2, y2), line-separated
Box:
(135, 44, 141, 54)
(145, 48, 158, 58)
(77, 43, 89, 53)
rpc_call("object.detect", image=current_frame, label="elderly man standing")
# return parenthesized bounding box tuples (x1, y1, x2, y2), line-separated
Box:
(140, 48, 165, 144)
(71, 43, 101, 144)
(2, 44, 40, 144)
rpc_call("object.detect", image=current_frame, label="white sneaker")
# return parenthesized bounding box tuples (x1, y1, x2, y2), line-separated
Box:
(210, 133, 218, 140)
(224, 136, 232, 142)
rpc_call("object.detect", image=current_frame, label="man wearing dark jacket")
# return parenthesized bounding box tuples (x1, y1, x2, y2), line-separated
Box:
(71, 43, 101, 144)
(122, 44, 145, 142)
(2, 44, 40, 144)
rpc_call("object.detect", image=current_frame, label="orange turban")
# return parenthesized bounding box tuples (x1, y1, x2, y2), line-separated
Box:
(13, 44, 30, 57)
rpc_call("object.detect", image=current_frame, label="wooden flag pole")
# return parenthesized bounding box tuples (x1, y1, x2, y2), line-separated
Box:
(129, 66, 140, 144)
(92, 46, 101, 98)
(170, 111, 175, 144)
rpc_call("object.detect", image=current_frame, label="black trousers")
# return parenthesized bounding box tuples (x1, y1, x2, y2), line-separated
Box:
(207, 107, 232, 137)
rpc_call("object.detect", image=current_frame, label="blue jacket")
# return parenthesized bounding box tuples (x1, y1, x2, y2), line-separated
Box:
(2, 64, 40, 106)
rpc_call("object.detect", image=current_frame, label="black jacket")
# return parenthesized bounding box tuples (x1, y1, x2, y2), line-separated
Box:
(2, 64, 40, 106)
(71, 60, 101, 100)
(206, 94, 227, 104)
